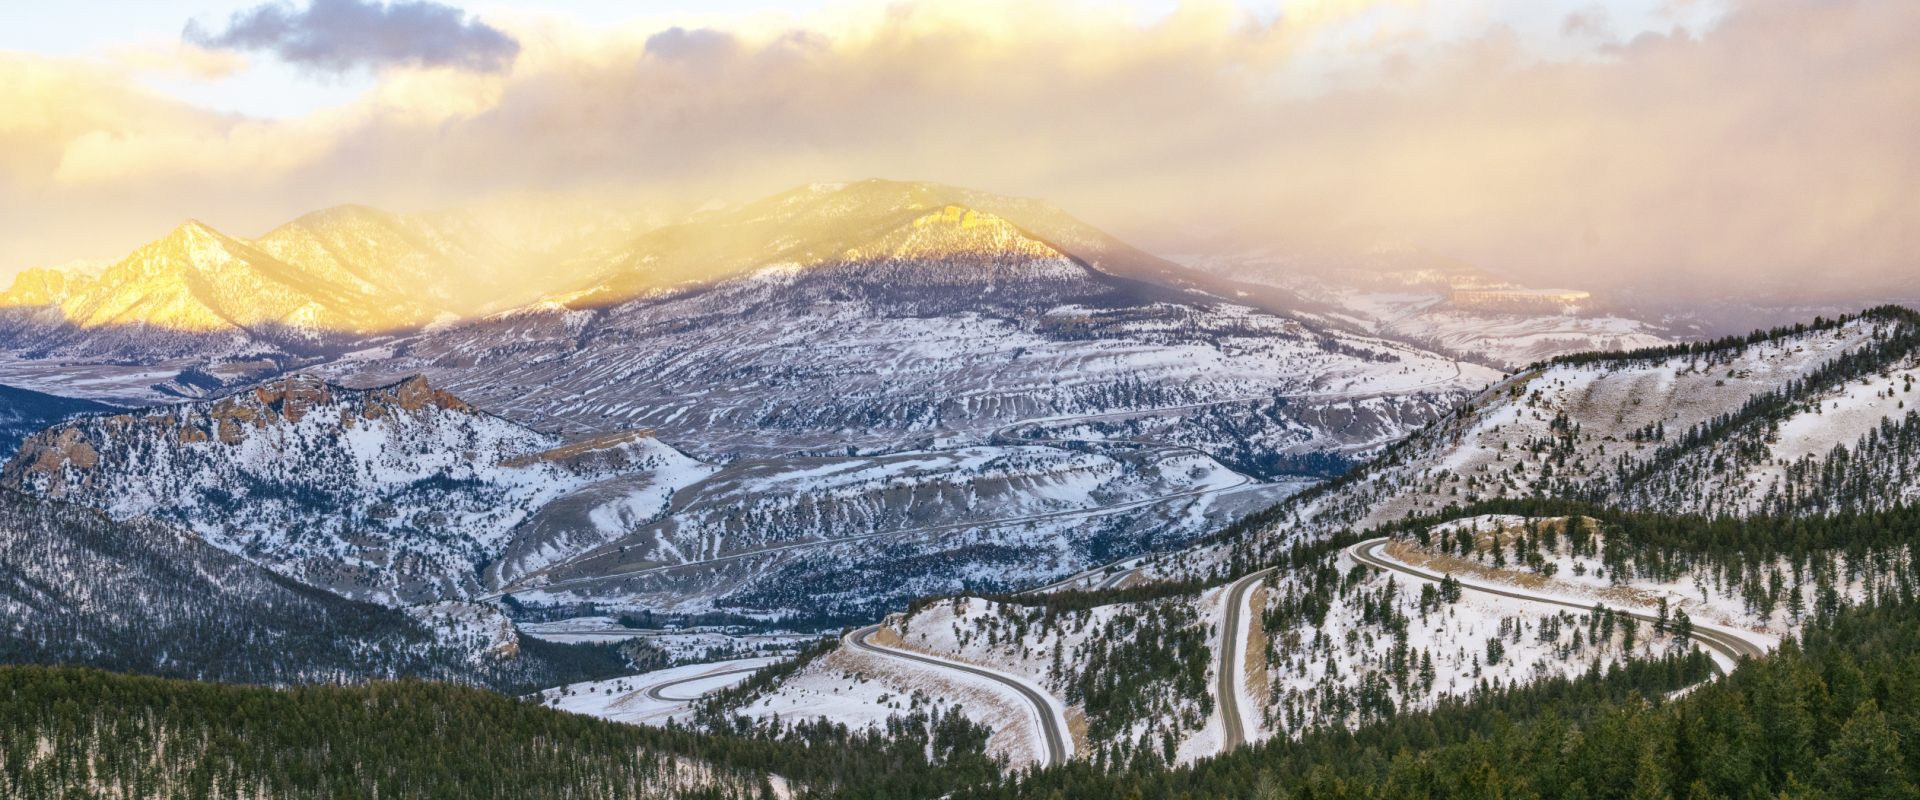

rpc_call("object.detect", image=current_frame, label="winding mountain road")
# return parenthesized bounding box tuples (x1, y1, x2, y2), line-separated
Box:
(1347, 538, 1770, 673)
(642, 666, 767, 702)
(1217, 567, 1274, 753)
(849, 624, 1070, 768)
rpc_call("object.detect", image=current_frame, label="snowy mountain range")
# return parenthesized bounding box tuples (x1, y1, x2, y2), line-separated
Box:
(0, 180, 1507, 617)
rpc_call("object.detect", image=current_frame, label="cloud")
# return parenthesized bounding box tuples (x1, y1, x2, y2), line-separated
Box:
(644, 27, 741, 64)
(3, 0, 1918, 303)
(183, 0, 519, 73)
(105, 38, 250, 81)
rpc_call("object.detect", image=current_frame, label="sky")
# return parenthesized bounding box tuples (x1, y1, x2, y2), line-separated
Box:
(3, 0, 1916, 301)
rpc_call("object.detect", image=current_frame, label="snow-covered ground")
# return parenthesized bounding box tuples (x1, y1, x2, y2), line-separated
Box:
(1397, 514, 1847, 641)
(506, 441, 1298, 616)
(540, 657, 783, 727)
(736, 636, 1055, 769)
(518, 616, 819, 662)
(1248, 537, 1708, 742)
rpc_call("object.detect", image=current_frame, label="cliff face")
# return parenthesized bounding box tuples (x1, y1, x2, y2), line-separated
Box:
(0, 374, 713, 605)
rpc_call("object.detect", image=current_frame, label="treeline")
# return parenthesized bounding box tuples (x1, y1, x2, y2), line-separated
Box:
(958, 590, 1919, 800)
(1771, 410, 1920, 516)
(0, 664, 1005, 800)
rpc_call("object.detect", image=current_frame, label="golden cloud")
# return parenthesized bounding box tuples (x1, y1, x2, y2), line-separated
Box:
(1, 0, 1916, 300)
(104, 38, 251, 81)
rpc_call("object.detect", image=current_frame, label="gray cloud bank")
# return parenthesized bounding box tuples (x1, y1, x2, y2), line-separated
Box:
(183, 0, 519, 72)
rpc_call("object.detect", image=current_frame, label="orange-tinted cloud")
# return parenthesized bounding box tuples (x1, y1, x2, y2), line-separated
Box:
(1, 0, 1916, 301)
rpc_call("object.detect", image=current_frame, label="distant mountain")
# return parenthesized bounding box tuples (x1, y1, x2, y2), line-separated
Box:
(319, 182, 1494, 459)
(0, 200, 684, 368)
(557, 180, 1311, 316)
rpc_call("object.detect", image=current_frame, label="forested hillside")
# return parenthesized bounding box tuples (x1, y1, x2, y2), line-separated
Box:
(0, 488, 632, 694)
(965, 505, 1920, 799)
(0, 665, 1004, 800)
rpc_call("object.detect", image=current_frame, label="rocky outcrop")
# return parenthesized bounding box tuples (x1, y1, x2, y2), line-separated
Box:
(2, 374, 481, 497)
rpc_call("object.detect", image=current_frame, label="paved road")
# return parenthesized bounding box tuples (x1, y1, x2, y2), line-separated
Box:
(1023, 562, 1143, 595)
(1217, 567, 1275, 753)
(849, 624, 1070, 768)
(1347, 538, 1769, 674)
(642, 666, 766, 702)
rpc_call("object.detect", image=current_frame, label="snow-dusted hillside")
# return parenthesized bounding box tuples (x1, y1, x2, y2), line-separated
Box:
(0, 488, 630, 691)
(0, 181, 1521, 622)
(506, 443, 1305, 616)
(0, 372, 1299, 617)
(1123, 310, 1920, 561)
(1, 374, 712, 605)
(719, 309, 1910, 762)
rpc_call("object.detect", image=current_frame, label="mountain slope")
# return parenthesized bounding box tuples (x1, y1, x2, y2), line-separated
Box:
(1178, 244, 1671, 367)
(1233, 307, 1920, 539)
(0, 181, 1504, 618)
(321, 187, 1497, 459)
(682, 307, 1920, 768)
(0, 220, 441, 360)
(0, 489, 632, 691)
(0, 374, 713, 605)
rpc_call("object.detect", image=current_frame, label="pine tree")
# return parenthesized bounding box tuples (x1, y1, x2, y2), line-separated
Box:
(1817, 700, 1917, 800)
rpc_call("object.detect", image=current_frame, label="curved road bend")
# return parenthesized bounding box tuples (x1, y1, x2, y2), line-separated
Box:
(1218, 567, 1275, 753)
(1023, 562, 1141, 596)
(642, 666, 767, 702)
(1347, 538, 1769, 676)
(849, 624, 1070, 768)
